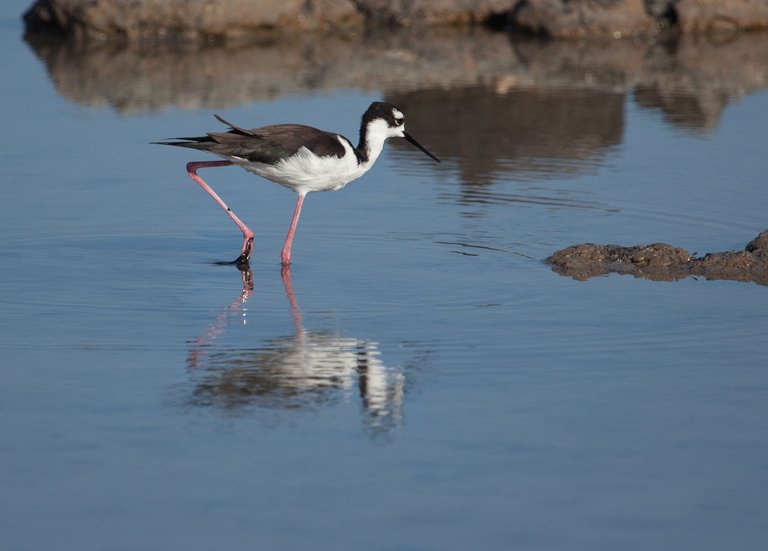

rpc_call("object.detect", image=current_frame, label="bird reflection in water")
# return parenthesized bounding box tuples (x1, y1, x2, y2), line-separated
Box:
(186, 266, 404, 433)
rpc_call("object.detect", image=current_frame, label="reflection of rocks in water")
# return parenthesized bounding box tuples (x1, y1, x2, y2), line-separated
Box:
(634, 85, 725, 132)
(25, 28, 768, 133)
(512, 34, 768, 132)
(632, 35, 768, 132)
(24, 33, 362, 114)
(386, 86, 624, 185)
(546, 230, 768, 286)
(24, 28, 519, 114)
(186, 268, 406, 434)
(25, 27, 768, 189)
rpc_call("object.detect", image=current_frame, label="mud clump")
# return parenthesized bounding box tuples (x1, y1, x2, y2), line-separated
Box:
(546, 230, 768, 285)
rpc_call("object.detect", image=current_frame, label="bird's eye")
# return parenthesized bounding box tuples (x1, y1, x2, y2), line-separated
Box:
(394, 118, 404, 126)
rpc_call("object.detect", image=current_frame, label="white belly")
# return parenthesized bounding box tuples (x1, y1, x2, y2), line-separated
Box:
(233, 138, 370, 196)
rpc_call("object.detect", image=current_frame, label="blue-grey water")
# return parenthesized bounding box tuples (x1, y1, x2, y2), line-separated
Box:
(2, 2, 767, 549)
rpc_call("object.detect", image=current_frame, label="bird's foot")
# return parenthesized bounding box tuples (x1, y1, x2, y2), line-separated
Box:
(214, 235, 254, 267)
(241, 235, 254, 261)
(234, 253, 251, 270)
(214, 252, 251, 269)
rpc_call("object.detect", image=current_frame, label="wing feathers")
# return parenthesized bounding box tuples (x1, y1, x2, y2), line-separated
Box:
(155, 116, 349, 164)
(213, 114, 258, 137)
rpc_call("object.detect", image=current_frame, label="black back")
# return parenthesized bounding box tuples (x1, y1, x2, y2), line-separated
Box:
(155, 114, 346, 164)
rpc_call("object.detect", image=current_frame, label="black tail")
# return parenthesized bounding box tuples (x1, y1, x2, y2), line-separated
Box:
(151, 136, 214, 149)
(152, 113, 246, 148)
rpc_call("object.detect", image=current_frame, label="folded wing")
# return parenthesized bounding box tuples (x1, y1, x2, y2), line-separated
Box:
(154, 114, 347, 165)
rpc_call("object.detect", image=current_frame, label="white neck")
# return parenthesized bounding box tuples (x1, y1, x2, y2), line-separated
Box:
(358, 119, 392, 169)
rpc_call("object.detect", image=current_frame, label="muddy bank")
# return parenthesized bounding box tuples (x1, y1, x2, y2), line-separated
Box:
(546, 230, 768, 285)
(22, 0, 768, 40)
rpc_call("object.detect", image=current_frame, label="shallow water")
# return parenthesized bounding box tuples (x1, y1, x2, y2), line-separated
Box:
(2, 4, 768, 550)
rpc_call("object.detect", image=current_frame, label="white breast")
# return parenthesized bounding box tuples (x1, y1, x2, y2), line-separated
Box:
(235, 137, 371, 196)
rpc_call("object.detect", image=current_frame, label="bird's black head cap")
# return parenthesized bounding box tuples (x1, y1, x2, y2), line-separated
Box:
(361, 101, 404, 131)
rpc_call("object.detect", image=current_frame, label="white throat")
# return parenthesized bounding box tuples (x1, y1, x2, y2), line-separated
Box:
(361, 119, 395, 168)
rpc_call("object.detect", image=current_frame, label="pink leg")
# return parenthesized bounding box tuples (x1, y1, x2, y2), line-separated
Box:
(281, 193, 306, 266)
(186, 161, 255, 263)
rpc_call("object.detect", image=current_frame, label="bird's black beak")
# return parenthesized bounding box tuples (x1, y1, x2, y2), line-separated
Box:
(403, 131, 440, 163)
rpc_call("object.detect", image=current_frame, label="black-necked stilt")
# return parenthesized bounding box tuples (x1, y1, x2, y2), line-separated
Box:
(154, 101, 440, 266)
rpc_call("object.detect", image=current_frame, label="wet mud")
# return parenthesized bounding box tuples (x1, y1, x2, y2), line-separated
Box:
(546, 230, 768, 285)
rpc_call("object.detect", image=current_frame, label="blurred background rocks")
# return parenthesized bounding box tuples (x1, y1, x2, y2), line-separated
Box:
(22, 0, 768, 40)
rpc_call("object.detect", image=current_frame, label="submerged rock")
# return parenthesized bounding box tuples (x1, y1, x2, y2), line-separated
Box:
(546, 230, 768, 285)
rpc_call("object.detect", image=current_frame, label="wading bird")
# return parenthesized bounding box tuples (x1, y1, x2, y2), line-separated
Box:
(154, 102, 440, 266)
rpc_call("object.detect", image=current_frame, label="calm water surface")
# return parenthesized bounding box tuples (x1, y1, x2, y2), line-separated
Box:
(1, 4, 767, 550)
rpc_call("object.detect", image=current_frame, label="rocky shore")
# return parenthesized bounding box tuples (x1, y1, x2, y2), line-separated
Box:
(546, 230, 768, 286)
(22, 0, 768, 41)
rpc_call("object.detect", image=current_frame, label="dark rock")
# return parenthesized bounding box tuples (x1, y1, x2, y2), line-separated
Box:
(508, 0, 768, 37)
(23, 0, 364, 40)
(675, 0, 768, 33)
(746, 229, 768, 254)
(21, 0, 514, 40)
(546, 230, 768, 285)
(510, 0, 657, 38)
(351, 0, 513, 26)
(21, 0, 768, 40)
